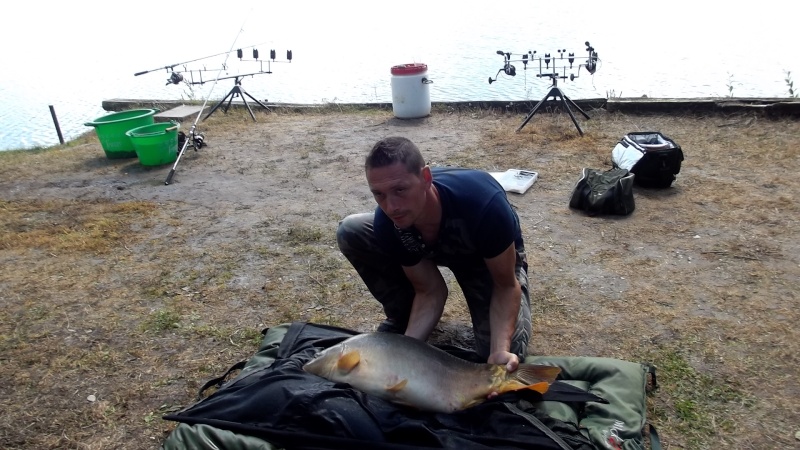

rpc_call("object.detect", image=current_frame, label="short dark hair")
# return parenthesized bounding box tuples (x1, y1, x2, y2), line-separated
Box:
(365, 137, 425, 174)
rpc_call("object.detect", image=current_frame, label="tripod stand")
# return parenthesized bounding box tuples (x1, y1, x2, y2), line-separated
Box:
(204, 75, 269, 121)
(517, 74, 590, 135)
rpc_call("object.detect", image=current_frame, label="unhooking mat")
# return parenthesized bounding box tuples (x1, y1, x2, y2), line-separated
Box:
(162, 322, 657, 450)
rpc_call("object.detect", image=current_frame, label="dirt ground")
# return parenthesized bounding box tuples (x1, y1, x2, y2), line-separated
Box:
(0, 104, 798, 449)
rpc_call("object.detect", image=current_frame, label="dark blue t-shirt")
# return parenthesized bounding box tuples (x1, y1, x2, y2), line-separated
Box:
(373, 167, 522, 267)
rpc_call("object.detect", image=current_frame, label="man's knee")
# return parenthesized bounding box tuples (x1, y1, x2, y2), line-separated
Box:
(336, 216, 353, 251)
(337, 213, 371, 254)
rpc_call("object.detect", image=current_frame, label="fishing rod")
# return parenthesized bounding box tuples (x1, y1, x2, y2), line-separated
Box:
(163, 49, 292, 86)
(133, 41, 269, 77)
(170, 59, 282, 86)
(164, 25, 251, 185)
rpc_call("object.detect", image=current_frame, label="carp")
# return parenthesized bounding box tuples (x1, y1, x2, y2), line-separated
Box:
(302, 332, 561, 414)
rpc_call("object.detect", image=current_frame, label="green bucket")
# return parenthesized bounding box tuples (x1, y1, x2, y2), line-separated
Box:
(84, 109, 157, 159)
(126, 122, 179, 166)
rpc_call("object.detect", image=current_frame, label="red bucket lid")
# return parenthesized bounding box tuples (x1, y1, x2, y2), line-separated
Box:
(391, 63, 427, 75)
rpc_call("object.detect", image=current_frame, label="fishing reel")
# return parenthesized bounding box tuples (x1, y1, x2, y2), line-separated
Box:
(488, 51, 516, 84)
(584, 41, 598, 75)
(566, 42, 600, 81)
(166, 71, 184, 86)
(192, 132, 205, 149)
(178, 129, 206, 151)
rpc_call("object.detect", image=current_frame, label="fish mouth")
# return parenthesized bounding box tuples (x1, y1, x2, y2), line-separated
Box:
(302, 351, 322, 372)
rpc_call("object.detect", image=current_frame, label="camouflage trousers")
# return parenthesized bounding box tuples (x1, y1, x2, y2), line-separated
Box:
(336, 212, 532, 359)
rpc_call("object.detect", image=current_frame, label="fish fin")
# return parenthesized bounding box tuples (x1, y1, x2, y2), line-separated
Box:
(524, 381, 551, 394)
(386, 379, 408, 393)
(336, 350, 360, 373)
(497, 380, 552, 395)
(513, 364, 561, 385)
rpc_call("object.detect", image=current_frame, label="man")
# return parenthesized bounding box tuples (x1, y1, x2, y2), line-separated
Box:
(337, 136, 531, 371)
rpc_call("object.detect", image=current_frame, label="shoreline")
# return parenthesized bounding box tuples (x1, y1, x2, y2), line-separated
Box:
(3, 97, 797, 153)
(103, 96, 800, 116)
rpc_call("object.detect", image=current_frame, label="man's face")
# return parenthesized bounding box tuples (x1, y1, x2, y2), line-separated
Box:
(367, 162, 429, 229)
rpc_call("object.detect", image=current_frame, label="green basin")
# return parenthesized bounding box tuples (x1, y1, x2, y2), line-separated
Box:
(126, 122, 179, 166)
(85, 109, 157, 159)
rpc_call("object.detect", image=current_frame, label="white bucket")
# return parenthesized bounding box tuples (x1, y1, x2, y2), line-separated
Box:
(390, 63, 432, 119)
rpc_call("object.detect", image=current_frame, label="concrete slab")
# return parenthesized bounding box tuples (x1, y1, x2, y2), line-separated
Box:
(154, 105, 206, 122)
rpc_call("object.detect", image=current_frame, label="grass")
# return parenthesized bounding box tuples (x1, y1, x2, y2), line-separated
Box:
(0, 106, 798, 449)
(639, 346, 751, 447)
(0, 199, 156, 253)
(785, 70, 797, 98)
(284, 225, 326, 245)
(142, 307, 181, 333)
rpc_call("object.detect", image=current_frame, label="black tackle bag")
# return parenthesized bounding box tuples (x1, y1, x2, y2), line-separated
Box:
(611, 132, 684, 188)
(569, 168, 635, 216)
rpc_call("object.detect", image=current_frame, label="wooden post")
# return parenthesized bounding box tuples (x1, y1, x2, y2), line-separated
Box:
(49, 105, 65, 145)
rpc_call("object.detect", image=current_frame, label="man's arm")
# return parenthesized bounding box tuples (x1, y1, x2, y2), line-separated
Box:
(402, 259, 449, 342)
(484, 243, 522, 370)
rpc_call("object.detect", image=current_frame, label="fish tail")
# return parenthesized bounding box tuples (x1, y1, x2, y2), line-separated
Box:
(513, 363, 561, 385)
(494, 364, 561, 395)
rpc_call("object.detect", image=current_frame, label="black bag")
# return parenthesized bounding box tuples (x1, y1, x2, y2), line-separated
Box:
(569, 167, 635, 216)
(611, 132, 684, 188)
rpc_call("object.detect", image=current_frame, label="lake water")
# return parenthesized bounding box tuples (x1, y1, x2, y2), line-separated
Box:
(1, 0, 798, 151)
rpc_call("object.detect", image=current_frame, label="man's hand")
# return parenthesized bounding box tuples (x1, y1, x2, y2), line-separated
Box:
(486, 351, 520, 400)
(488, 350, 519, 372)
